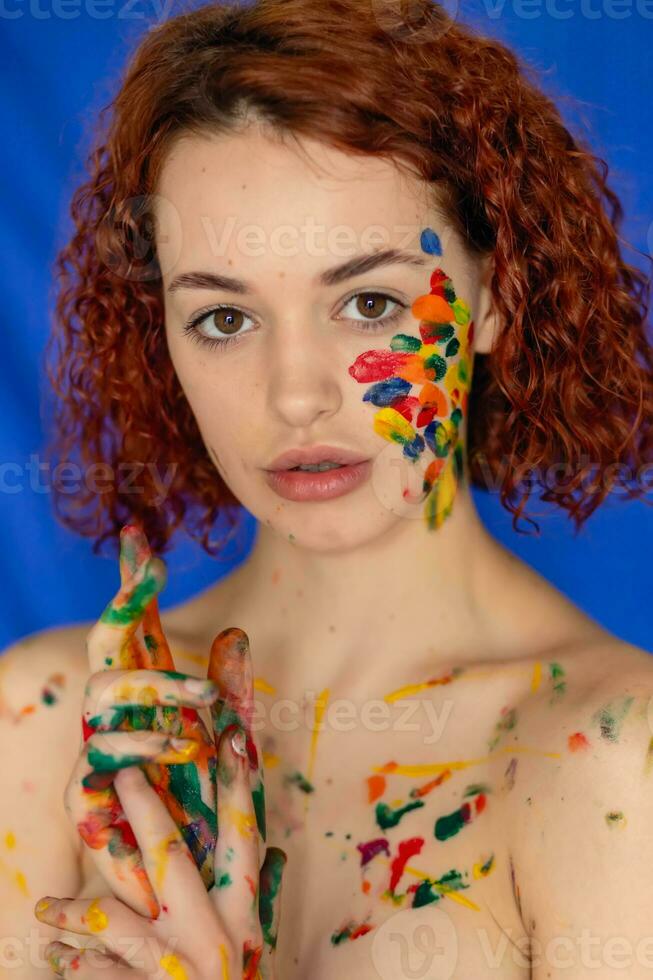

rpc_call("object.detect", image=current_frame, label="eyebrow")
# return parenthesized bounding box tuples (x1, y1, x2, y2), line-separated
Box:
(166, 248, 428, 295)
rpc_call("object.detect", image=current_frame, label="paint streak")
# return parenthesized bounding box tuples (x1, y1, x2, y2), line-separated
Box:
(434, 788, 487, 841)
(406, 867, 473, 909)
(259, 847, 286, 949)
(40, 672, 66, 706)
(568, 731, 590, 752)
(376, 799, 424, 830)
(4, 831, 16, 850)
(645, 736, 653, 774)
(304, 687, 329, 813)
(357, 838, 391, 866)
(384, 666, 465, 702)
(347, 227, 474, 530)
(374, 743, 562, 778)
(284, 771, 315, 794)
(387, 837, 424, 894)
(331, 920, 375, 945)
(530, 661, 543, 693)
(503, 757, 518, 791)
(218, 942, 231, 980)
(409, 769, 452, 799)
(592, 696, 635, 742)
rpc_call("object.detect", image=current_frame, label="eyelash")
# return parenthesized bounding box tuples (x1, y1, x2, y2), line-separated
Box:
(182, 291, 408, 352)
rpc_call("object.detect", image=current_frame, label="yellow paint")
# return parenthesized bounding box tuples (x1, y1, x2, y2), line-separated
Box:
(262, 752, 280, 767)
(218, 943, 230, 980)
(4, 831, 16, 850)
(138, 685, 158, 706)
(530, 661, 543, 693)
(304, 687, 330, 814)
(224, 805, 257, 839)
(391, 862, 481, 911)
(384, 673, 461, 703)
(254, 677, 276, 695)
(84, 898, 108, 933)
(151, 831, 180, 891)
(35, 897, 53, 915)
(159, 954, 189, 980)
(472, 856, 496, 879)
(14, 870, 29, 897)
(373, 744, 562, 778)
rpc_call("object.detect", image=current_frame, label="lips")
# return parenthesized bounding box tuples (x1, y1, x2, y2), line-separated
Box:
(265, 444, 370, 472)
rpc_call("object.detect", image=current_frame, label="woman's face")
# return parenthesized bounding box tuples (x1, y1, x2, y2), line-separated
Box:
(156, 125, 494, 551)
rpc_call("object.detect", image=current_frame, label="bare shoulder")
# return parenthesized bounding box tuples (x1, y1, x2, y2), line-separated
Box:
(503, 635, 653, 957)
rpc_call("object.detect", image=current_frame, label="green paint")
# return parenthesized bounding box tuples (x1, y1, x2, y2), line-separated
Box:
(435, 805, 469, 841)
(99, 562, 164, 626)
(376, 799, 424, 830)
(252, 778, 267, 841)
(463, 783, 491, 797)
(284, 771, 314, 794)
(411, 868, 469, 908)
(592, 696, 635, 742)
(104, 657, 113, 667)
(288, 533, 296, 542)
(259, 847, 286, 949)
(548, 661, 566, 699)
(216, 870, 232, 888)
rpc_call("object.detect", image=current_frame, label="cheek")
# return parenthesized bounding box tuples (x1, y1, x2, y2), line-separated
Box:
(346, 236, 475, 527)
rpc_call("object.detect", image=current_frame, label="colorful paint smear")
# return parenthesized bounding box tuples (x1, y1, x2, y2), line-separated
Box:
(347, 227, 475, 529)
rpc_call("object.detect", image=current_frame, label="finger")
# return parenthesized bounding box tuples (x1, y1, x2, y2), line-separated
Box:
(208, 628, 267, 846)
(119, 523, 175, 671)
(212, 726, 262, 947)
(43, 941, 144, 980)
(113, 765, 216, 932)
(85, 552, 167, 673)
(83, 667, 218, 726)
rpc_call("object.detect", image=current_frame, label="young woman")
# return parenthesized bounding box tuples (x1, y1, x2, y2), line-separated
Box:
(1, 0, 652, 976)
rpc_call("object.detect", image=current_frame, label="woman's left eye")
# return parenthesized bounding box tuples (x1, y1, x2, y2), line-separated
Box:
(337, 291, 407, 329)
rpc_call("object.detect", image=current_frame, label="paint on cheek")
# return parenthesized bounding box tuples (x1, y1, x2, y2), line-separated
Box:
(347, 226, 475, 530)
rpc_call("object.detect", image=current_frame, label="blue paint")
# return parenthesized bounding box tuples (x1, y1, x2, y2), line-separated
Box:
(362, 377, 412, 406)
(420, 228, 443, 256)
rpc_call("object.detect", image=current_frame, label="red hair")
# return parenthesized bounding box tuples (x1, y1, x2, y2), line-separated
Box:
(45, 0, 653, 556)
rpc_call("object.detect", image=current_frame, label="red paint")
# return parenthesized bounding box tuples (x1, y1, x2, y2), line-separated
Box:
(348, 349, 408, 382)
(475, 793, 487, 815)
(389, 837, 424, 893)
(568, 731, 590, 751)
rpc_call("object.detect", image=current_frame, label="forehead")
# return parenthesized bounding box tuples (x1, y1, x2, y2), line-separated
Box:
(153, 125, 446, 270)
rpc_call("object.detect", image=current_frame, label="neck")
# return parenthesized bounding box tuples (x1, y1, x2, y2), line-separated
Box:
(223, 481, 513, 693)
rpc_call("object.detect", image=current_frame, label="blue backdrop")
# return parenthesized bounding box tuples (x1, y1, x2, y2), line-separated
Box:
(1, 0, 651, 652)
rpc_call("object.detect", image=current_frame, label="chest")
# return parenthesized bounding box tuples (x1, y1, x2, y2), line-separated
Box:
(253, 689, 534, 979)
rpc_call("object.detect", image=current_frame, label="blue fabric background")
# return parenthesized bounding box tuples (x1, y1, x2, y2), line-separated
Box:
(1, 0, 651, 652)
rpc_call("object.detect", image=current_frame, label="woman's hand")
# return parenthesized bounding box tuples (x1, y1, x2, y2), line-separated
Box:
(34, 719, 287, 978)
(63, 524, 221, 917)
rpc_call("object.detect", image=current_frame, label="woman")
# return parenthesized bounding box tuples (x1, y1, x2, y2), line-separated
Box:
(1, 0, 652, 975)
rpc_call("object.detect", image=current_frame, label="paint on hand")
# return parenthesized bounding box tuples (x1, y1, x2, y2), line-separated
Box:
(592, 696, 635, 742)
(347, 227, 475, 529)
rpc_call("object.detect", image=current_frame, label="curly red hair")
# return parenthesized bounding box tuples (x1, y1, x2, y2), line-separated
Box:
(45, 0, 653, 557)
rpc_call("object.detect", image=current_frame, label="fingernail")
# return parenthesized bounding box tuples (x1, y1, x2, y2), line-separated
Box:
(35, 897, 55, 915)
(230, 728, 247, 758)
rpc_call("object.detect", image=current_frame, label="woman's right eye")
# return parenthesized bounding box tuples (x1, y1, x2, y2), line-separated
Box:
(183, 305, 256, 350)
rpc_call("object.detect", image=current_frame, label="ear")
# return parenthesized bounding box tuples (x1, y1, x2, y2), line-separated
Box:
(472, 251, 499, 355)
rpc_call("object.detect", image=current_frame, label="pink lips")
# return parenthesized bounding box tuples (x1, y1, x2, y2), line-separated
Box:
(264, 459, 373, 502)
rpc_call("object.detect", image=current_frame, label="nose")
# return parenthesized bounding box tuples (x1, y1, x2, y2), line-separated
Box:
(264, 319, 342, 430)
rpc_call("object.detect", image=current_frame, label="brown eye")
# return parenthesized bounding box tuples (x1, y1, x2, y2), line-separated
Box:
(355, 293, 391, 319)
(210, 308, 243, 335)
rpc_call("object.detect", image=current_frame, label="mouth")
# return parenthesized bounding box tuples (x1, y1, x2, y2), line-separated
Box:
(263, 456, 373, 503)
(265, 444, 371, 472)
